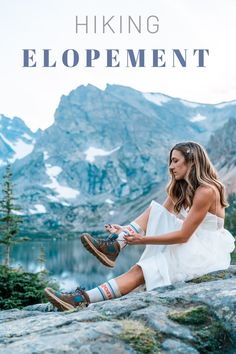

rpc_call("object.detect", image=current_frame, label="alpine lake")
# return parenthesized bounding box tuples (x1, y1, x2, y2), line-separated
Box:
(0, 235, 145, 291)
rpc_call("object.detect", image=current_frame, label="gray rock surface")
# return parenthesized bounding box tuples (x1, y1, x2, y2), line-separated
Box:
(0, 267, 235, 353)
(0, 114, 38, 165)
(208, 117, 236, 194)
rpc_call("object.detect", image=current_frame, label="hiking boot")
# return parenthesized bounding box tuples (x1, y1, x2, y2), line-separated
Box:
(44, 286, 90, 312)
(81, 233, 120, 268)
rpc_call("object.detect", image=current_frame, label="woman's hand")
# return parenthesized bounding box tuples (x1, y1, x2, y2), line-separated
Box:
(124, 233, 145, 245)
(104, 224, 123, 234)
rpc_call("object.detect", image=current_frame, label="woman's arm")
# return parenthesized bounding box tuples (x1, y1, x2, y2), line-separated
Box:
(124, 186, 214, 245)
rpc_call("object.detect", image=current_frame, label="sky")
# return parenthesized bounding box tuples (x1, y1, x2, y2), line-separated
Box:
(0, 0, 236, 132)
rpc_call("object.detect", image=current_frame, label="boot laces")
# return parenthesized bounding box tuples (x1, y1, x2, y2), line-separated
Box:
(98, 238, 115, 245)
(62, 286, 86, 296)
(97, 233, 118, 245)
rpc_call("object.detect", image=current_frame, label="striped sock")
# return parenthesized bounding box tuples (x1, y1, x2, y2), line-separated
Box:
(86, 279, 121, 303)
(117, 221, 145, 249)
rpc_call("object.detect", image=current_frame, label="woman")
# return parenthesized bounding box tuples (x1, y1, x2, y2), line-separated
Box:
(45, 142, 235, 311)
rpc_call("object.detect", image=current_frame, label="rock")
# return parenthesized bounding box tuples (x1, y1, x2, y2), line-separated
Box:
(23, 302, 58, 312)
(0, 115, 36, 165)
(0, 321, 131, 354)
(130, 305, 194, 341)
(161, 339, 199, 353)
(0, 267, 235, 353)
(157, 277, 236, 342)
(208, 117, 236, 194)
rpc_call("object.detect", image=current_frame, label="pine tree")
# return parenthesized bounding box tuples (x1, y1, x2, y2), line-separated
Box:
(0, 164, 28, 267)
(37, 245, 46, 272)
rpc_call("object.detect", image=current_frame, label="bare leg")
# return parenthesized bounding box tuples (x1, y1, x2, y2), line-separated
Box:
(115, 264, 145, 295)
(133, 206, 151, 234)
(106, 206, 151, 235)
(44, 264, 146, 311)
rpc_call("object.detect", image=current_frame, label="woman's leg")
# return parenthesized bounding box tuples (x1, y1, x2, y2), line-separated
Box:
(106, 206, 151, 235)
(87, 265, 145, 302)
(114, 207, 151, 250)
(132, 206, 151, 234)
(115, 264, 145, 295)
(45, 265, 145, 311)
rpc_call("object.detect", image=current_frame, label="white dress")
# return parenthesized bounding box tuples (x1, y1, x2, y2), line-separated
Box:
(136, 200, 235, 291)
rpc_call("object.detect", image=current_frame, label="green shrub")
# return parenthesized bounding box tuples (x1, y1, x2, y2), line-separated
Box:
(0, 265, 59, 310)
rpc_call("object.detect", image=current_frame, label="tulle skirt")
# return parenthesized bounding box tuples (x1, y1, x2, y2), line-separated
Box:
(136, 201, 235, 291)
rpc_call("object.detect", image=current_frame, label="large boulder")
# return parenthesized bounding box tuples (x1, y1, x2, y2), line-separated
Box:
(0, 266, 235, 353)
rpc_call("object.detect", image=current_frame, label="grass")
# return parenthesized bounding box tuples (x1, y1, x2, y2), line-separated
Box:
(119, 319, 162, 353)
(188, 270, 230, 284)
(168, 305, 210, 326)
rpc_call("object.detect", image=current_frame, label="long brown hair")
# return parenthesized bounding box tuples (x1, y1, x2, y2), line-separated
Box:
(166, 141, 228, 213)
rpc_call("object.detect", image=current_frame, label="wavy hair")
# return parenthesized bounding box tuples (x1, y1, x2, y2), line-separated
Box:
(166, 141, 228, 213)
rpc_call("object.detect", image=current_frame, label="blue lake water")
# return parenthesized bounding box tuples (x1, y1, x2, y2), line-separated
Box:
(0, 237, 145, 291)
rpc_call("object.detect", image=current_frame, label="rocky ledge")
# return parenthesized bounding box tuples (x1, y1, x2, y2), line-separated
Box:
(0, 266, 236, 354)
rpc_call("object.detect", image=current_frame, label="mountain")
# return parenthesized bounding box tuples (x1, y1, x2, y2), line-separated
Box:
(143, 92, 236, 143)
(0, 114, 38, 166)
(0, 84, 236, 236)
(208, 117, 236, 194)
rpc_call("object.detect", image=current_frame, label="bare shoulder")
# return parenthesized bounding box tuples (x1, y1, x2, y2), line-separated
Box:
(193, 185, 215, 204)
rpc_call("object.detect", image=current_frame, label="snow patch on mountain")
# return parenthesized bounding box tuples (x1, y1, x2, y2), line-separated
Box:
(143, 93, 171, 106)
(10, 139, 35, 161)
(29, 204, 46, 214)
(190, 114, 207, 122)
(23, 133, 33, 141)
(180, 100, 201, 108)
(45, 164, 62, 178)
(85, 146, 120, 163)
(47, 195, 60, 203)
(47, 195, 71, 206)
(0, 132, 35, 161)
(44, 163, 79, 199)
(12, 210, 25, 216)
(105, 199, 114, 204)
(43, 151, 49, 161)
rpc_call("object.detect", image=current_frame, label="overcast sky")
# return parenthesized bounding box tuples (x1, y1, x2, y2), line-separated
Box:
(0, 0, 236, 131)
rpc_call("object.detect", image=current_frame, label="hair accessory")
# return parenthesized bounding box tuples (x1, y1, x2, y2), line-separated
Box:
(186, 148, 191, 154)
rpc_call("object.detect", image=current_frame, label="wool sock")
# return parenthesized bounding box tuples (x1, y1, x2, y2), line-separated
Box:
(86, 278, 121, 303)
(117, 221, 145, 249)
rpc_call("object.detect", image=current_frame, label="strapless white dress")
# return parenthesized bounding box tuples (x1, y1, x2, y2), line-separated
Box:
(137, 200, 235, 291)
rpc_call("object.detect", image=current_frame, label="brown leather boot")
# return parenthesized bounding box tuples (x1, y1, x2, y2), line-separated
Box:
(44, 287, 90, 312)
(81, 233, 120, 268)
